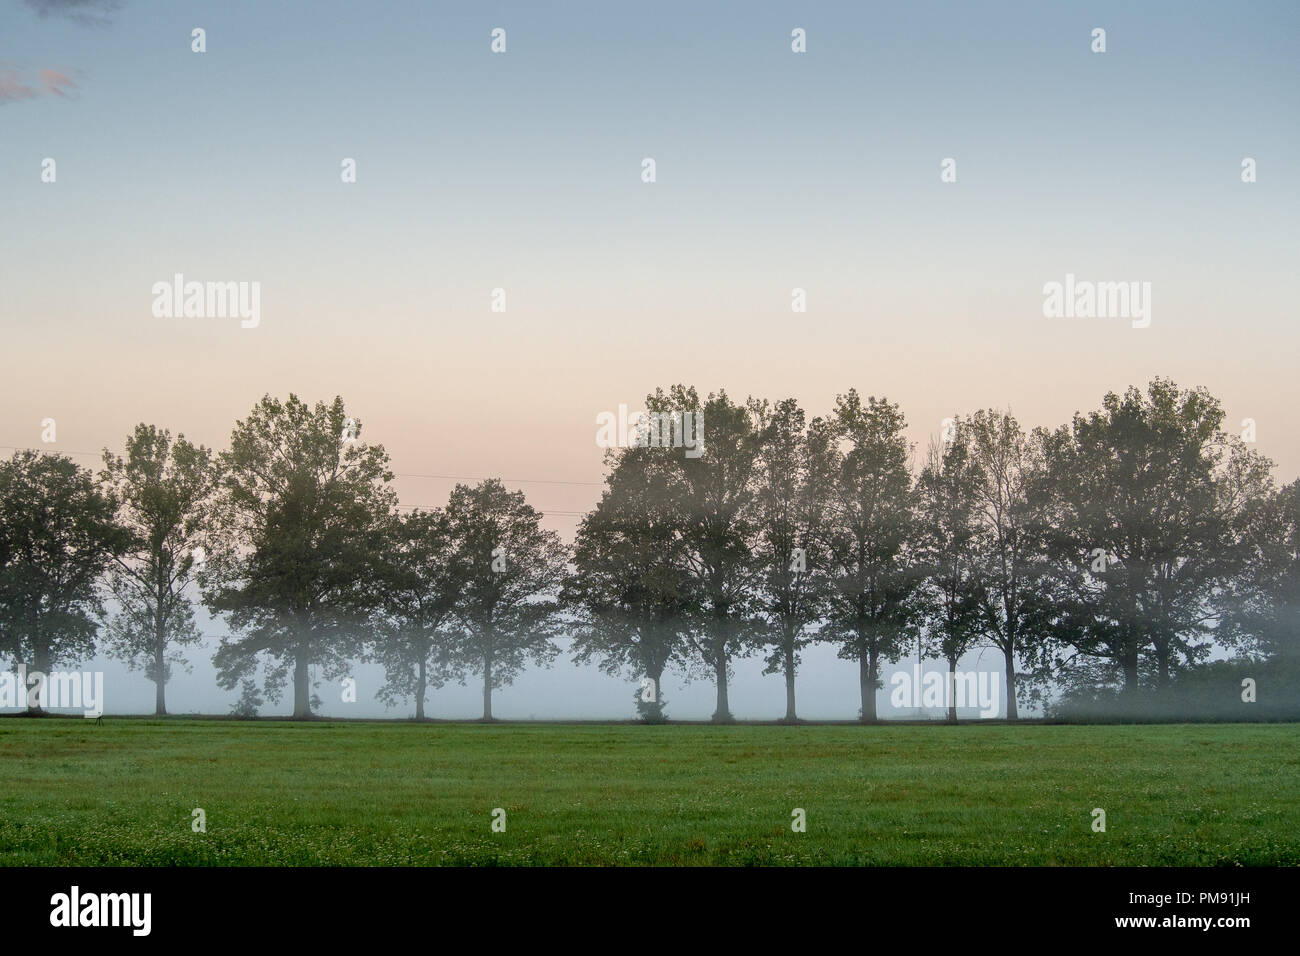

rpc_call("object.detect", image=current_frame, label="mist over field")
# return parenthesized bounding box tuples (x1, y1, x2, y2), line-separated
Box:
(39, 620, 1018, 721)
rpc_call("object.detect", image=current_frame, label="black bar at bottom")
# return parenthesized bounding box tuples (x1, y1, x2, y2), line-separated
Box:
(2, 866, 1292, 943)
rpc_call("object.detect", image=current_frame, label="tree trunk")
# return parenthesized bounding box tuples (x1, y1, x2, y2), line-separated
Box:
(154, 611, 167, 716)
(1121, 650, 1140, 696)
(644, 661, 666, 722)
(292, 650, 312, 718)
(1154, 638, 1171, 688)
(28, 638, 50, 715)
(783, 641, 797, 722)
(711, 643, 731, 722)
(415, 656, 427, 720)
(947, 655, 959, 723)
(1004, 646, 1018, 720)
(482, 649, 493, 721)
(859, 649, 876, 723)
(154, 662, 166, 715)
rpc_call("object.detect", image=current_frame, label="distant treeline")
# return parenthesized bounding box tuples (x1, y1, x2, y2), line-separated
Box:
(1, 378, 1296, 722)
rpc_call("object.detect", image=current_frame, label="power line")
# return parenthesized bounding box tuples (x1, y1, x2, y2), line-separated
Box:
(0, 444, 101, 458)
(0, 444, 604, 491)
(394, 503, 585, 519)
(396, 504, 586, 515)
(0, 444, 595, 519)
(395, 472, 601, 487)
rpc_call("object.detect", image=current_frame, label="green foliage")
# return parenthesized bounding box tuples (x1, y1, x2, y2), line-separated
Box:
(100, 424, 216, 713)
(565, 443, 694, 723)
(1218, 479, 1300, 662)
(915, 422, 987, 719)
(369, 509, 465, 718)
(202, 395, 396, 717)
(1, 377, 1292, 722)
(1033, 379, 1276, 699)
(750, 397, 828, 720)
(1050, 657, 1300, 722)
(445, 479, 567, 719)
(812, 391, 923, 720)
(0, 451, 127, 698)
(646, 386, 764, 722)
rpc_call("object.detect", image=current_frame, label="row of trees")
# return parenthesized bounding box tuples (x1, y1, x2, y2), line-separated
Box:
(1, 379, 1296, 722)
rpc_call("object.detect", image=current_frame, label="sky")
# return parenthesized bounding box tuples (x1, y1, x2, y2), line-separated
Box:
(2, 0, 1297, 718)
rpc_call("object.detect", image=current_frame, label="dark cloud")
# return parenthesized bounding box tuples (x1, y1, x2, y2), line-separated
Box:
(21, 0, 123, 27)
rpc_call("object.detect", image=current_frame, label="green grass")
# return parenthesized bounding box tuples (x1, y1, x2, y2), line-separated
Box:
(0, 720, 1296, 865)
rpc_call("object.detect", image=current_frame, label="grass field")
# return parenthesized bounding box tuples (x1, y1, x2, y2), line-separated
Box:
(1, 719, 1297, 866)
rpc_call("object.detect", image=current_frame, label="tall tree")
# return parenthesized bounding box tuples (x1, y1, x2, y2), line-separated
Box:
(565, 446, 693, 722)
(916, 428, 987, 722)
(1036, 379, 1272, 697)
(100, 424, 217, 715)
(650, 386, 762, 723)
(445, 479, 567, 721)
(751, 397, 826, 721)
(965, 409, 1050, 719)
(203, 395, 394, 718)
(1218, 478, 1297, 662)
(370, 508, 464, 720)
(0, 451, 126, 713)
(813, 392, 922, 722)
